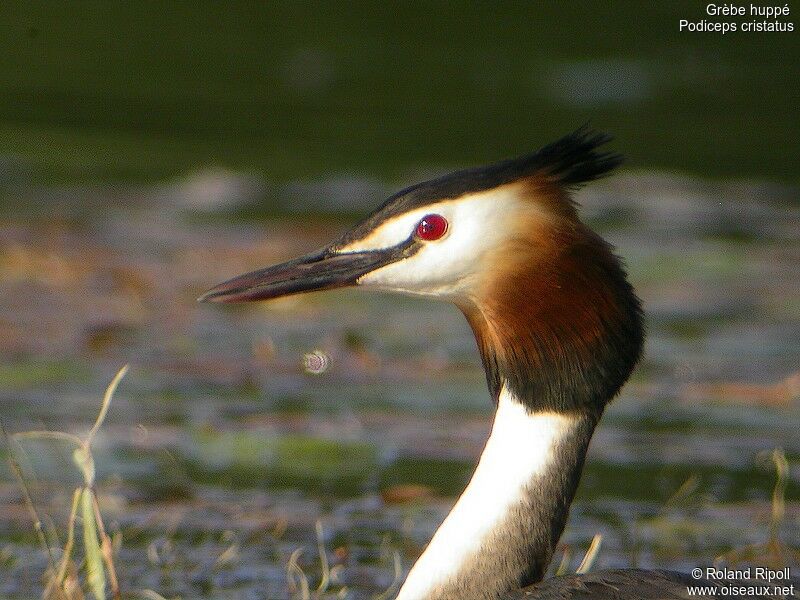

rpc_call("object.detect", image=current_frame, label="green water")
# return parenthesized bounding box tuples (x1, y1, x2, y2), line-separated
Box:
(1, 2, 798, 186)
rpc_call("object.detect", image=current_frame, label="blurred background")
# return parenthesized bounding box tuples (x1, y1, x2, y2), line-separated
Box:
(0, 3, 798, 599)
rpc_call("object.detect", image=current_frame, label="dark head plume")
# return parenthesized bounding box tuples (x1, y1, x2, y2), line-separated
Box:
(335, 126, 623, 247)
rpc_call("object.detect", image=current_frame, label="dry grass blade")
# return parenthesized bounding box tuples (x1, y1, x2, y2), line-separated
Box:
(13, 430, 84, 447)
(554, 545, 572, 576)
(92, 492, 121, 599)
(768, 448, 788, 542)
(82, 488, 106, 600)
(86, 365, 129, 447)
(575, 534, 603, 574)
(714, 448, 800, 568)
(46, 488, 82, 598)
(214, 539, 240, 567)
(664, 474, 701, 508)
(1, 421, 59, 578)
(315, 521, 331, 594)
(373, 549, 402, 600)
(286, 548, 311, 600)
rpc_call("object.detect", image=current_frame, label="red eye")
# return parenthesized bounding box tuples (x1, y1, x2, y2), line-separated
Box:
(415, 214, 448, 241)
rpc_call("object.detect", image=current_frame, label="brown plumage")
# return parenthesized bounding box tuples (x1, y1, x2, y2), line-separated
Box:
(459, 176, 642, 415)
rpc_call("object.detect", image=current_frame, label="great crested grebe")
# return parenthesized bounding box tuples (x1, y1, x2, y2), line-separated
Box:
(200, 130, 795, 599)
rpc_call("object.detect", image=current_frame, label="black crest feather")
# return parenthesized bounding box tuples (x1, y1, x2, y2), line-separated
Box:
(525, 125, 624, 187)
(373, 127, 621, 217)
(401, 125, 622, 201)
(336, 127, 623, 247)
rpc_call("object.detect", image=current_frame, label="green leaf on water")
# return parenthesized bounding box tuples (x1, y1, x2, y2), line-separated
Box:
(81, 487, 105, 600)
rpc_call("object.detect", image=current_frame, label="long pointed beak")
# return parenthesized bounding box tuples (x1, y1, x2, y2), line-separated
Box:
(198, 244, 410, 303)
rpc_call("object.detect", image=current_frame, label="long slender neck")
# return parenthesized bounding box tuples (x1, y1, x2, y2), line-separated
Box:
(396, 389, 598, 600)
(397, 213, 643, 599)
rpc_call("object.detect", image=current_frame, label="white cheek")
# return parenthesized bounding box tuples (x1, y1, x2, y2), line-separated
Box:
(357, 189, 525, 296)
(358, 245, 478, 296)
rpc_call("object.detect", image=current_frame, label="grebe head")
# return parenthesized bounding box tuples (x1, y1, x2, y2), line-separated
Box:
(200, 127, 643, 416)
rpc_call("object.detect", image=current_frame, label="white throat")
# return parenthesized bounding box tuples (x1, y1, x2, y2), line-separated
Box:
(395, 388, 576, 600)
